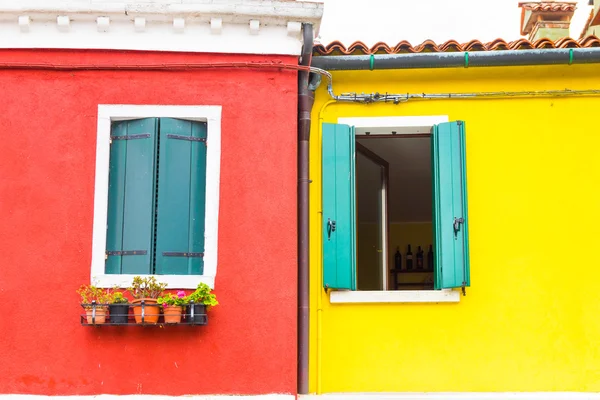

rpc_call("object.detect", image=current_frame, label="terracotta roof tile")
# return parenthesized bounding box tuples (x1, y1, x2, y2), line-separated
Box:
(517, 1, 577, 12)
(313, 36, 600, 55)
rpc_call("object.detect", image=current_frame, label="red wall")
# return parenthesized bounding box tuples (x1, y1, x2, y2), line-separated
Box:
(0, 50, 298, 395)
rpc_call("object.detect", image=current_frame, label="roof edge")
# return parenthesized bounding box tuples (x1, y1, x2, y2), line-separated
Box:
(313, 36, 600, 55)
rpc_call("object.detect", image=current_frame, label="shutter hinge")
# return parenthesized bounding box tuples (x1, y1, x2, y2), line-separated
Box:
(167, 134, 207, 145)
(162, 252, 204, 257)
(457, 121, 463, 126)
(106, 250, 148, 256)
(461, 282, 466, 296)
(453, 217, 464, 237)
(110, 134, 151, 141)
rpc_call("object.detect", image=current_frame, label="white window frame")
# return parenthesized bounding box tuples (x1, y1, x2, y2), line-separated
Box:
(333, 115, 460, 304)
(91, 105, 222, 289)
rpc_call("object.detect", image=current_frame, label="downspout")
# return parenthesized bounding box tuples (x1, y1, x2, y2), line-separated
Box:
(311, 47, 600, 70)
(298, 22, 314, 396)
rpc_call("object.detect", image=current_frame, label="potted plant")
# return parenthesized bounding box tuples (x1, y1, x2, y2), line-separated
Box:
(158, 290, 187, 324)
(108, 288, 130, 324)
(185, 283, 218, 324)
(77, 284, 109, 325)
(128, 276, 167, 324)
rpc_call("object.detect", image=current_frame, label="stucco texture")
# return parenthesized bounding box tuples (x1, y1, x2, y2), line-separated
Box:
(0, 50, 298, 395)
(309, 64, 600, 393)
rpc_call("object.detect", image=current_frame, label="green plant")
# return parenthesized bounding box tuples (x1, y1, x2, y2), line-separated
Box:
(158, 291, 187, 307)
(128, 276, 167, 299)
(76, 284, 110, 309)
(186, 283, 218, 307)
(109, 290, 129, 304)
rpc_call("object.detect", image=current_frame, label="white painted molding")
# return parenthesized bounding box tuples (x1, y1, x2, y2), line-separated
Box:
(0, 0, 323, 55)
(338, 115, 450, 136)
(92, 105, 222, 289)
(97, 17, 110, 33)
(173, 18, 185, 33)
(299, 394, 600, 400)
(249, 19, 260, 35)
(56, 15, 70, 32)
(329, 290, 460, 304)
(134, 17, 146, 32)
(18, 15, 30, 32)
(211, 17, 222, 35)
(288, 21, 302, 36)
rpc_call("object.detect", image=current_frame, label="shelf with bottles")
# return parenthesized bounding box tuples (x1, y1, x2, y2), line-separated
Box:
(393, 244, 434, 272)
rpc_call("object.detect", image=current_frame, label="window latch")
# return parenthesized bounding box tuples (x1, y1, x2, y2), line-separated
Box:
(453, 217, 464, 236)
(327, 218, 336, 241)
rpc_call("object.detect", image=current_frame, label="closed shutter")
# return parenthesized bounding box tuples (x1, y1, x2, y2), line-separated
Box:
(154, 118, 207, 275)
(105, 118, 158, 275)
(322, 123, 357, 290)
(432, 121, 470, 290)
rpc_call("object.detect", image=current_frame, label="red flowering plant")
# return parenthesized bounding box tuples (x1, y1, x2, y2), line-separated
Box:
(157, 290, 187, 308)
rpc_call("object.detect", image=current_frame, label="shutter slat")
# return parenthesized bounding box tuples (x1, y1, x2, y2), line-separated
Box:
(155, 118, 207, 275)
(322, 123, 356, 290)
(105, 121, 127, 274)
(188, 121, 207, 275)
(106, 118, 158, 275)
(433, 121, 470, 290)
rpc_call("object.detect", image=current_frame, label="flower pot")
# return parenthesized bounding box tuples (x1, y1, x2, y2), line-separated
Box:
(86, 307, 107, 324)
(131, 298, 160, 324)
(109, 303, 130, 324)
(185, 304, 207, 324)
(163, 305, 183, 324)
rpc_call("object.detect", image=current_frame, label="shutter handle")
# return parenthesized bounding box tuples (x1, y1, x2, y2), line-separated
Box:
(453, 217, 464, 236)
(327, 218, 336, 241)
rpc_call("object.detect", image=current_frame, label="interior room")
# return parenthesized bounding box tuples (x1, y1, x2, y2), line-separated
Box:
(356, 134, 435, 291)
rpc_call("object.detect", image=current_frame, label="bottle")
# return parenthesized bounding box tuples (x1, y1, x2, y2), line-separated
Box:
(406, 245, 413, 270)
(394, 247, 402, 271)
(416, 246, 424, 269)
(427, 245, 434, 271)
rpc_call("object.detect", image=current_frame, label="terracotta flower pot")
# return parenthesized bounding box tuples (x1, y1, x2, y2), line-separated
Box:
(86, 307, 107, 324)
(131, 298, 160, 324)
(163, 305, 183, 324)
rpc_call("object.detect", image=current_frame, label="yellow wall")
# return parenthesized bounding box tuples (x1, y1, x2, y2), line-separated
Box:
(309, 64, 600, 393)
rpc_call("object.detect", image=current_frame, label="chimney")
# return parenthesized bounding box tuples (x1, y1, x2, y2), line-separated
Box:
(518, 1, 577, 41)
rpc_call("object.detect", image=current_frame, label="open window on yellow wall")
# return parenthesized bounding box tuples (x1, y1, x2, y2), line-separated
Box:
(322, 120, 470, 294)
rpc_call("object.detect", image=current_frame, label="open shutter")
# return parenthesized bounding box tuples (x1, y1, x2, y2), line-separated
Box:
(322, 123, 356, 290)
(155, 118, 207, 275)
(432, 121, 470, 291)
(105, 118, 158, 275)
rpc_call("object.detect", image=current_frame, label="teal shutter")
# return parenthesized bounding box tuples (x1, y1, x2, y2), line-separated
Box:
(106, 118, 158, 274)
(432, 121, 470, 290)
(322, 123, 356, 290)
(155, 118, 207, 275)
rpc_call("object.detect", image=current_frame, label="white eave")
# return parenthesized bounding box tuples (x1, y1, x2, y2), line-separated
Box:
(0, 0, 324, 55)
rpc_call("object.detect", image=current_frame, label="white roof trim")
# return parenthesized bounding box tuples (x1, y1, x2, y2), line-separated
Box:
(0, 0, 323, 55)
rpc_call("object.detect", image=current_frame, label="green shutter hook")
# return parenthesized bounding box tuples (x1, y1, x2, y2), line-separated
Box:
(369, 54, 374, 71)
(464, 52, 469, 68)
(568, 48, 574, 65)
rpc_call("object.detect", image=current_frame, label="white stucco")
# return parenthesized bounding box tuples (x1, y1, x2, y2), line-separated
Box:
(0, 0, 323, 55)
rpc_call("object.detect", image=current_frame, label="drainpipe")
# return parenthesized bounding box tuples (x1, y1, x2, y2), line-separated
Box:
(311, 47, 600, 70)
(298, 22, 314, 396)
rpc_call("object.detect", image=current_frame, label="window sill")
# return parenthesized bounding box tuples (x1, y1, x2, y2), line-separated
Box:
(92, 274, 215, 289)
(329, 289, 460, 304)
